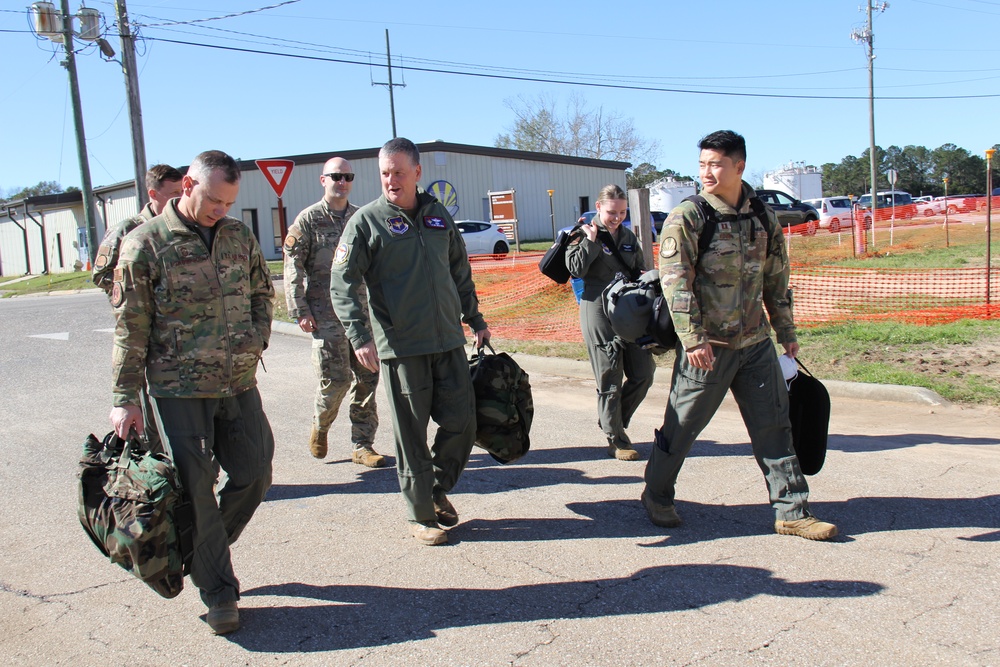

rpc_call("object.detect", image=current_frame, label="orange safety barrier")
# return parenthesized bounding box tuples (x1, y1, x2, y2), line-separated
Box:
(470, 253, 999, 341)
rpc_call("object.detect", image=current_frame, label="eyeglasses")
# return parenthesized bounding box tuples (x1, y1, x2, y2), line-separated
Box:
(324, 173, 355, 182)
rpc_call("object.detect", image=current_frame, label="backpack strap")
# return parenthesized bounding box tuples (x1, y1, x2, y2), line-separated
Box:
(683, 194, 776, 259)
(596, 228, 641, 281)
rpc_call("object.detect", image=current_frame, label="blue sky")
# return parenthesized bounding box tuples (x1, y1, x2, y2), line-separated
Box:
(2, 0, 998, 194)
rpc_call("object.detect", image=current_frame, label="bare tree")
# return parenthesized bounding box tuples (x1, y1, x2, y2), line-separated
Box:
(495, 93, 659, 165)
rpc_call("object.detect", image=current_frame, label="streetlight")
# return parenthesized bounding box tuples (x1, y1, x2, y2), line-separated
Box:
(547, 189, 555, 241)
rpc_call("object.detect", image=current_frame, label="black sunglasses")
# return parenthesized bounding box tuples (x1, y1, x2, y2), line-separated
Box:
(324, 173, 355, 182)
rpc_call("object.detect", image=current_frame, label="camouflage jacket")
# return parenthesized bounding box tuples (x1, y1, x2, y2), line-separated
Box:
(283, 199, 368, 331)
(93, 201, 158, 296)
(329, 191, 487, 360)
(110, 199, 274, 406)
(658, 181, 795, 351)
(565, 222, 646, 303)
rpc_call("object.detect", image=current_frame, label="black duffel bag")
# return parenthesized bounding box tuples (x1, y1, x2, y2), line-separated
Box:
(538, 225, 582, 284)
(786, 359, 830, 475)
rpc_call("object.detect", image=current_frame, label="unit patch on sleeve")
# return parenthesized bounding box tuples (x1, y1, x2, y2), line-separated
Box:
(283, 228, 302, 252)
(110, 282, 125, 307)
(387, 216, 410, 235)
(334, 242, 350, 264)
(423, 216, 446, 229)
(660, 237, 678, 258)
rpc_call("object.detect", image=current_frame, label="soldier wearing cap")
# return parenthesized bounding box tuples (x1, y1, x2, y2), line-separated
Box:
(93, 164, 183, 453)
(641, 130, 838, 541)
(283, 157, 383, 467)
(108, 150, 275, 634)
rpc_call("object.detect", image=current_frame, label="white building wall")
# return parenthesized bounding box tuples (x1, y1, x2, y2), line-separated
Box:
(764, 164, 823, 201)
(0, 213, 30, 276)
(231, 149, 627, 257)
(95, 185, 140, 239)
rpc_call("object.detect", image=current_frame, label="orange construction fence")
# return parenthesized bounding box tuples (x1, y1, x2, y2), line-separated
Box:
(470, 253, 1000, 342)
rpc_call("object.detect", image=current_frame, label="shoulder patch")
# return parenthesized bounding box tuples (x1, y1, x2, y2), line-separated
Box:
(110, 282, 125, 307)
(660, 237, 678, 258)
(334, 242, 349, 264)
(283, 227, 303, 252)
(387, 216, 410, 235)
(423, 216, 446, 229)
(94, 253, 109, 270)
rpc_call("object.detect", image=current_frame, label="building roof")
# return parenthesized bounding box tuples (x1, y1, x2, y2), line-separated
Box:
(240, 140, 632, 171)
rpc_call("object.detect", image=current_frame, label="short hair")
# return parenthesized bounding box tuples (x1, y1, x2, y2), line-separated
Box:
(698, 130, 747, 163)
(145, 164, 182, 192)
(597, 184, 627, 202)
(379, 137, 420, 166)
(187, 150, 241, 184)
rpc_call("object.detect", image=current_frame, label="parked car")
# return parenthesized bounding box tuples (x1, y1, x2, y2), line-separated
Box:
(914, 196, 941, 217)
(651, 210, 668, 233)
(754, 189, 819, 235)
(803, 196, 853, 233)
(455, 220, 509, 255)
(856, 190, 916, 226)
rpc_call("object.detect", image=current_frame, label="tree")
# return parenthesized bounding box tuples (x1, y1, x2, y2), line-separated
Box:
(496, 93, 659, 165)
(625, 163, 693, 190)
(1, 180, 64, 204)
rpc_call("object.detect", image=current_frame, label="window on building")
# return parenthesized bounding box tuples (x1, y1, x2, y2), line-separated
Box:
(242, 209, 259, 241)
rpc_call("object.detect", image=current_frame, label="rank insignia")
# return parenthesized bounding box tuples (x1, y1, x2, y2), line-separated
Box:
(387, 216, 409, 235)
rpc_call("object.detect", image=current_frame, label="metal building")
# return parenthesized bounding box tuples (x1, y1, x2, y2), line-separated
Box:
(0, 141, 628, 274)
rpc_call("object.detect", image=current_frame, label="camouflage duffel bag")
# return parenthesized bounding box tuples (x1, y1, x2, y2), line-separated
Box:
(469, 343, 534, 464)
(78, 431, 193, 599)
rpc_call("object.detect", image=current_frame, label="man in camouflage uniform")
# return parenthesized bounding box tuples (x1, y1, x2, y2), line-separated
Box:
(330, 138, 490, 547)
(284, 156, 383, 467)
(641, 130, 838, 541)
(108, 150, 275, 634)
(92, 164, 183, 453)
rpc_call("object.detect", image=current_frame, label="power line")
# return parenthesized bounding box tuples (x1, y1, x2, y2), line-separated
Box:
(143, 36, 1000, 101)
(139, 0, 301, 27)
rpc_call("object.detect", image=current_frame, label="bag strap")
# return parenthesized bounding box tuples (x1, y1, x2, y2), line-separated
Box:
(597, 229, 641, 281)
(684, 194, 775, 259)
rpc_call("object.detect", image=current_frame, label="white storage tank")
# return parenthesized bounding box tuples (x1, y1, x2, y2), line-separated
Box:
(763, 162, 823, 201)
(649, 177, 697, 213)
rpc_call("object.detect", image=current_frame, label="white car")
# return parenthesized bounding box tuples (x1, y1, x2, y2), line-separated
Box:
(455, 220, 509, 255)
(803, 196, 853, 233)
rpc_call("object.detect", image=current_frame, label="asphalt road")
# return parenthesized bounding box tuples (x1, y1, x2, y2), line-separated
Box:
(1, 291, 998, 666)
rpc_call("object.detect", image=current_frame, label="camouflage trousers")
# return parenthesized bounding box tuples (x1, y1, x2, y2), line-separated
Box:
(382, 347, 475, 524)
(580, 298, 655, 450)
(152, 387, 274, 608)
(643, 338, 811, 521)
(311, 327, 379, 448)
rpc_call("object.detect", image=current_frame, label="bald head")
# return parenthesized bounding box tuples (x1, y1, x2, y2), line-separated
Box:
(320, 157, 354, 208)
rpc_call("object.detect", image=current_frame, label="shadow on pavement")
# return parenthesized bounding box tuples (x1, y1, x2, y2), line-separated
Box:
(234, 564, 883, 652)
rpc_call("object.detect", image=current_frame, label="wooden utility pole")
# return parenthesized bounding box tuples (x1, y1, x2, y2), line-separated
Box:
(115, 0, 148, 208)
(60, 0, 99, 264)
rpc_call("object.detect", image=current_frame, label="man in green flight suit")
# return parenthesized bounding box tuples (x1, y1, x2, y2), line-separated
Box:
(330, 137, 490, 546)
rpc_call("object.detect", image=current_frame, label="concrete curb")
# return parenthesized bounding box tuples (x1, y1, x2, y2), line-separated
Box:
(270, 320, 948, 406)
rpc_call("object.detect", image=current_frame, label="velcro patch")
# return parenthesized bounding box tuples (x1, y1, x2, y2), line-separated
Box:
(621, 244, 635, 252)
(601, 243, 612, 255)
(284, 229, 302, 251)
(94, 254, 108, 270)
(660, 237, 678, 258)
(387, 216, 409, 235)
(423, 216, 446, 229)
(672, 290, 692, 313)
(110, 282, 125, 307)
(334, 242, 349, 264)
(113, 267, 125, 282)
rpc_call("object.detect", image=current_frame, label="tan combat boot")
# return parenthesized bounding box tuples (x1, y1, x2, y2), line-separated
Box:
(352, 447, 385, 468)
(309, 427, 328, 459)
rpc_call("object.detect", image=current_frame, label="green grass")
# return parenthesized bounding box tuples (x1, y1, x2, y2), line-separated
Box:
(0, 272, 95, 297)
(794, 319, 1000, 406)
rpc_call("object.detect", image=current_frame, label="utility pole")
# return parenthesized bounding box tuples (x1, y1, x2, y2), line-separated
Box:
(371, 29, 405, 138)
(852, 2, 888, 250)
(60, 0, 99, 265)
(115, 0, 148, 208)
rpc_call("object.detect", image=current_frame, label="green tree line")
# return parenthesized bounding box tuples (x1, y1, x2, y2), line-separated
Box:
(822, 143, 1000, 198)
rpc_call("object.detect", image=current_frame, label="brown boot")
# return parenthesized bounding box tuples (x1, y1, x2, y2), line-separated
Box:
(352, 447, 386, 468)
(309, 427, 328, 459)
